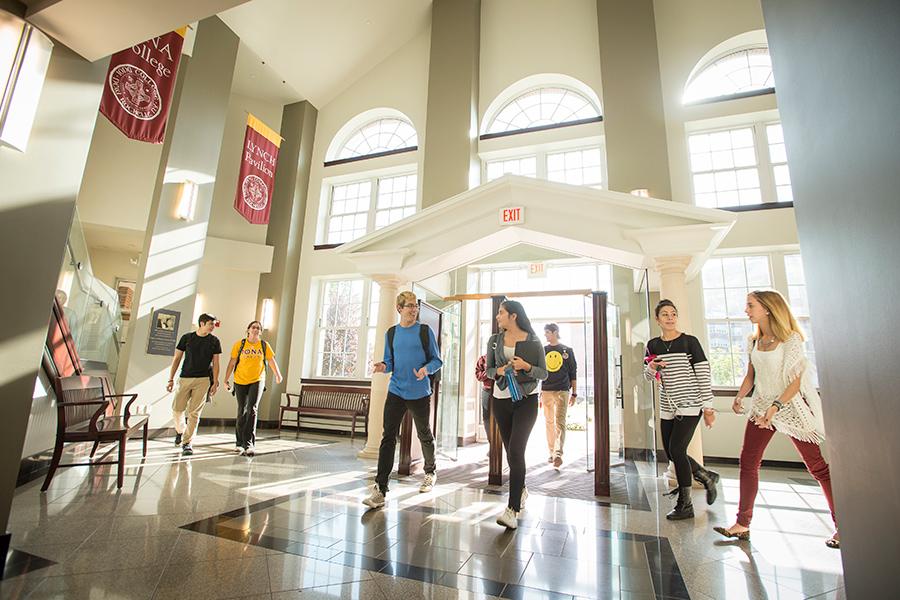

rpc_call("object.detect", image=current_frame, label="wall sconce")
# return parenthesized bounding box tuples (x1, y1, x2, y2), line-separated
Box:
(175, 180, 198, 221)
(261, 298, 275, 330)
(0, 12, 53, 152)
(630, 188, 650, 198)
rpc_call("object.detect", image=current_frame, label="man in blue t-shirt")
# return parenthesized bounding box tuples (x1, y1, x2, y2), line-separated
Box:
(363, 291, 443, 509)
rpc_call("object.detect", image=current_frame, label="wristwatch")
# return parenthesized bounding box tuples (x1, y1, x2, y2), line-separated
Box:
(771, 400, 784, 412)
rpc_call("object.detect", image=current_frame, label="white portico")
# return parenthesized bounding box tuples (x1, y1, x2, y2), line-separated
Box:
(335, 175, 737, 461)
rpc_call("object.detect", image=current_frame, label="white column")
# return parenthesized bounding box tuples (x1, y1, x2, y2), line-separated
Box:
(654, 256, 705, 488)
(358, 277, 402, 459)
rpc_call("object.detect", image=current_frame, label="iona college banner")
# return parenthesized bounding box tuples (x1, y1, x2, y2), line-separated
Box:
(234, 114, 281, 224)
(99, 27, 187, 143)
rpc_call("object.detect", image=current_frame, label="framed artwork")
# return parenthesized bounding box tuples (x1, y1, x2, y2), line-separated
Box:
(147, 308, 180, 356)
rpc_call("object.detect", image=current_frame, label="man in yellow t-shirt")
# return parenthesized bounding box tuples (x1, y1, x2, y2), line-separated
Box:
(223, 320, 283, 456)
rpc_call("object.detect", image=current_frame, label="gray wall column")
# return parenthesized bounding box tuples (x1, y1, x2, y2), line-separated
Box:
(421, 0, 480, 209)
(596, 0, 671, 198)
(761, 0, 900, 595)
(0, 46, 107, 534)
(256, 101, 317, 421)
(118, 17, 239, 424)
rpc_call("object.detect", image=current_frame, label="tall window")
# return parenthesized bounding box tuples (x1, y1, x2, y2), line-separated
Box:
(784, 254, 816, 380)
(484, 145, 603, 188)
(688, 122, 792, 208)
(547, 147, 603, 188)
(324, 172, 418, 244)
(337, 117, 417, 160)
(314, 279, 380, 378)
(766, 123, 793, 202)
(701, 256, 772, 386)
(683, 47, 774, 104)
(485, 87, 601, 135)
(689, 127, 760, 208)
(485, 155, 537, 182)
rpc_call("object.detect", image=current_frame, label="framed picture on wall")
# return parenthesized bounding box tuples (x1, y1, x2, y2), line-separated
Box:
(115, 278, 136, 321)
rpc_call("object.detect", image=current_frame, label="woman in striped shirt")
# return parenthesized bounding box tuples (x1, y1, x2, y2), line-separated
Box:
(645, 299, 718, 520)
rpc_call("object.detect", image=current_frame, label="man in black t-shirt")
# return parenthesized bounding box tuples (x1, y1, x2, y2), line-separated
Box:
(541, 323, 577, 468)
(166, 313, 222, 455)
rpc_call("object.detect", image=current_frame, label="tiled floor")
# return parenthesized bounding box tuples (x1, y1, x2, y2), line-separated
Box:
(1, 429, 845, 599)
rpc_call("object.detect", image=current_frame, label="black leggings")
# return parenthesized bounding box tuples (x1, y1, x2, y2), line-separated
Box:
(492, 393, 539, 511)
(660, 415, 702, 488)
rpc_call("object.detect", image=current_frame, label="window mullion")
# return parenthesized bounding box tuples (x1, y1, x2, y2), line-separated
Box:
(368, 177, 378, 234)
(754, 122, 777, 204)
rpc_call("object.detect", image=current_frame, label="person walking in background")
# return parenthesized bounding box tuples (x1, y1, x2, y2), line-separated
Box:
(541, 323, 577, 468)
(714, 290, 838, 548)
(644, 299, 718, 520)
(166, 313, 221, 456)
(486, 300, 548, 529)
(475, 354, 493, 448)
(224, 320, 284, 457)
(363, 291, 443, 509)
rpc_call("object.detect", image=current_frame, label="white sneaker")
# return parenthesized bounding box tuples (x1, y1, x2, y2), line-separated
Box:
(419, 472, 436, 493)
(244, 446, 255, 457)
(234, 446, 243, 453)
(520, 487, 529, 511)
(362, 484, 385, 509)
(496, 506, 518, 529)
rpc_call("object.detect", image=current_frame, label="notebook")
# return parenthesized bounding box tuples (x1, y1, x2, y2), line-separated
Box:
(513, 340, 545, 382)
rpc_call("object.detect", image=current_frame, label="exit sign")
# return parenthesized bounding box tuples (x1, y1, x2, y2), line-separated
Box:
(499, 206, 524, 225)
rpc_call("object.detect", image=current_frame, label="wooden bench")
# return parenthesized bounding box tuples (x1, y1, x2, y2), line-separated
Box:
(279, 385, 370, 440)
(41, 375, 149, 491)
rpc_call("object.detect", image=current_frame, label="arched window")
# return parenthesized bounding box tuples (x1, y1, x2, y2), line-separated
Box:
(683, 47, 775, 104)
(336, 117, 417, 160)
(484, 87, 601, 135)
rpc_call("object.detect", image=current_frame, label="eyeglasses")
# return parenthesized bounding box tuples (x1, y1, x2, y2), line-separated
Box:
(401, 304, 418, 309)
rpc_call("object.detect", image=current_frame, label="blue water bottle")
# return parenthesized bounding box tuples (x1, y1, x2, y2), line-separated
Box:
(506, 370, 522, 402)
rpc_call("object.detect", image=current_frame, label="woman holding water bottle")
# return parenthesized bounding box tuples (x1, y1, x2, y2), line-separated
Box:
(485, 300, 548, 529)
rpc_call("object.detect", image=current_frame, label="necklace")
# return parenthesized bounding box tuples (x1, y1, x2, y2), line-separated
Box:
(757, 335, 777, 349)
(660, 333, 680, 352)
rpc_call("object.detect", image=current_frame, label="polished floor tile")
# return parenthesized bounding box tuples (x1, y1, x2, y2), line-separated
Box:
(5, 429, 846, 600)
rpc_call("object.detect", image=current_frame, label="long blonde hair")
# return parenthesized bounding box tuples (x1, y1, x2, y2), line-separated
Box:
(749, 290, 805, 342)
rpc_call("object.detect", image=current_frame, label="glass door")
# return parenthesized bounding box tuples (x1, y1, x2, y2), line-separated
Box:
(608, 303, 625, 467)
(436, 300, 461, 461)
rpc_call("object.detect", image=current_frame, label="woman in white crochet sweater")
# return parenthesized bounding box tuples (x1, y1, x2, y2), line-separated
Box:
(714, 290, 839, 548)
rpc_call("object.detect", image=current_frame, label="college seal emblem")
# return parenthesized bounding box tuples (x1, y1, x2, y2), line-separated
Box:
(242, 175, 269, 211)
(108, 65, 161, 121)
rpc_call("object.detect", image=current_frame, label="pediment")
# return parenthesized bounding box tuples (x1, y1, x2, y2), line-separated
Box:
(336, 175, 736, 282)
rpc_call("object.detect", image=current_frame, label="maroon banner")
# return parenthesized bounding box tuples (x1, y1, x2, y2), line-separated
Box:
(234, 114, 281, 225)
(99, 27, 186, 144)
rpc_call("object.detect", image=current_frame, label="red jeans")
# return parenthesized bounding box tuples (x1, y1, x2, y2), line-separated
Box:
(737, 421, 837, 528)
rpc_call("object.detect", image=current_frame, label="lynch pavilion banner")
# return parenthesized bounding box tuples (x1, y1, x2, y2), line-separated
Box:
(234, 114, 281, 224)
(99, 27, 187, 143)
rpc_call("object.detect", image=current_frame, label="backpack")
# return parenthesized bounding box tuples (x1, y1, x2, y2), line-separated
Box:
(232, 338, 269, 393)
(387, 323, 438, 383)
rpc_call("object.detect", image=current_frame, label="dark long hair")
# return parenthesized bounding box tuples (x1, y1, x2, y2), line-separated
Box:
(501, 300, 536, 336)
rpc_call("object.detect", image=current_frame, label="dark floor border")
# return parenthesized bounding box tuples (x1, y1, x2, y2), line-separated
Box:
(705, 456, 806, 469)
(16, 426, 173, 487)
(181, 482, 689, 599)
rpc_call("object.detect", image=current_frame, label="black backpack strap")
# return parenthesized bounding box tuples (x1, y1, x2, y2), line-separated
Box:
(387, 325, 397, 366)
(234, 338, 247, 370)
(419, 323, 432, 362)
(261, 340, 268, 372)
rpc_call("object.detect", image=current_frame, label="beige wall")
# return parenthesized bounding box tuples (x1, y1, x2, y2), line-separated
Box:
(89, 248, 140, 289)
(77, 110, 164, 235)
(479, 0, 603, 121)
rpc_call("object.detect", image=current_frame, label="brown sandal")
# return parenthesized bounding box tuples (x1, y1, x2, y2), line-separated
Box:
(714, 526, 750, 541)
(825, 536, 840, 549)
